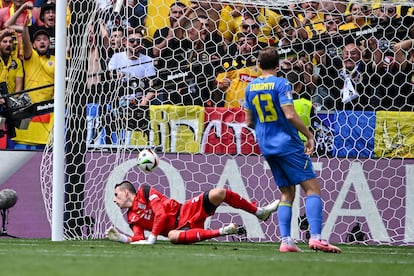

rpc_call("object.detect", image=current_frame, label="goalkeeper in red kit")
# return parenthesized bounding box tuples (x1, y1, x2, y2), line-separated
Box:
(106, 180, 280, 244)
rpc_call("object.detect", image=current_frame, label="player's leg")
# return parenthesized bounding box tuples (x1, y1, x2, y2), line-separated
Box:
(168, 224, 243, 244)
(278, 185, 302, 252)
(300, 178, 322, 239)
(208, 188, 256, 213)
(169, 191, 246, 244)
(168, 228, 219, 244)
(301, 178, 341, 253)
(208, 188, 279, 220)
(267, 154, 302, 252)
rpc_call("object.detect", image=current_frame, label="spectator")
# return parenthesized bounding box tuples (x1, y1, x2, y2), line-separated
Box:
(95, 19, 125, 63)
(106, 26, 126, 60)
(320, 0, 346, 14)
(86, 22, 108, 102)
(21, 18, 53, 103)
(238, 15, 269, 50)
(310, 42, 335, 111)
(188, 0, 222, 31)
(31, 0, 70, 28)
(375, 3, 400, 23)
(279, 53, 314, 101)
(152, 1, 186, 59)
(1, 0, 33, 59)
(155, 17, 221, 106)
(339, 3, 371, 31)
(359, 36, 401, 110)
(0, 0, 12, 8)
(215, 33, 261, 107)
(104, 28, 157, 144)
(0, 28, 23, 97)
(197, 13, 227, 59)
(108, 27, 157, 105)
(276, 16, 307, 47)
(0, 28, 23, 148)
(323, 13, 343, 35)
(31, 0, 54, 26)
(391, 29, 414, 110)
(29, 2, 55, 54)
(97, 0, 130, 35)
(312, 39, 377, 111)
(127, 0, 148, 28)
(218, 4, 281, 46)
(293, 1, 326, 39)
(12, 18, 54, 149)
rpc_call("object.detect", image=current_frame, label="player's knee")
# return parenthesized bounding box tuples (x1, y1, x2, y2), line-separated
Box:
(168, 230, 180, 244)
(301, 179, 320, 196)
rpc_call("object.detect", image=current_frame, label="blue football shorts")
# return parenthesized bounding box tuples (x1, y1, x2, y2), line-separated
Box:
(265, 151, 316, 188)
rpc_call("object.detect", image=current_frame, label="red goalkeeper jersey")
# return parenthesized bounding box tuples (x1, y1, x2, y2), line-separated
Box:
(127, 186, 211, 242)
(127, 186, 181, 241)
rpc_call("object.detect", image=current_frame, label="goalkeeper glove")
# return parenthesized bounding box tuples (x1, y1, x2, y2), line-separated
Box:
(105, 226, 129, 243)
(130, 234, 157, 245)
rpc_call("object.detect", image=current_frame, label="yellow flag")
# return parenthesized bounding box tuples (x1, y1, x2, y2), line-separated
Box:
(374, 111, 414, 158)
(150, 105, 204, 153)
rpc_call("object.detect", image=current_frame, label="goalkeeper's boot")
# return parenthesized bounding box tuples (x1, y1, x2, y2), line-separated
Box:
(257, 199, 280, 221)
(308, 239, 342, 253)
(221, 223, 246, 235)
(279, 243, 303, 253)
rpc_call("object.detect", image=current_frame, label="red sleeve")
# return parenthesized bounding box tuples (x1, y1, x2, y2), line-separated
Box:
(148, 192, 168, 237)
(130, 224, 146, 242)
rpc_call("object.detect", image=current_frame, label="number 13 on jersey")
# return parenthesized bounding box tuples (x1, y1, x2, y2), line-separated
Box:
(252, 94, 278, 123)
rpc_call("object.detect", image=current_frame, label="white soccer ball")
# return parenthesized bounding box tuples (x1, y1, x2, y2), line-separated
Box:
(137, 149, 159, 172)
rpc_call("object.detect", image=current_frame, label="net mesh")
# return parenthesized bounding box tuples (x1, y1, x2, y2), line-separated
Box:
(40, 0, 414, 244)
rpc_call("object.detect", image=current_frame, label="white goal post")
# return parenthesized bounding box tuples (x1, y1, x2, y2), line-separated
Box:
(43, 0, 414, 244)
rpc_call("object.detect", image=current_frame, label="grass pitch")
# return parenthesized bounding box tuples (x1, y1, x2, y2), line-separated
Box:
(0, 239, 413, 276)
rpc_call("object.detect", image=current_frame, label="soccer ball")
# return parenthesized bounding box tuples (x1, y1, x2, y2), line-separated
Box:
(137, 149, 159, 172)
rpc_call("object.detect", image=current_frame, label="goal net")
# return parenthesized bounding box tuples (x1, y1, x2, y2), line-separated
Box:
(40, 0, 414, 245)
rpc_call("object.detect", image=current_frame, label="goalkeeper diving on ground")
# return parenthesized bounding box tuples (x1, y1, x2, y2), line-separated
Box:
(106, 180, 280, 244)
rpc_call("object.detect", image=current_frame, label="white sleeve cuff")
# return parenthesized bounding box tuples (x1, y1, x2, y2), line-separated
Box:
(119, 234, 129, 243)
(147, 234, 157, 244)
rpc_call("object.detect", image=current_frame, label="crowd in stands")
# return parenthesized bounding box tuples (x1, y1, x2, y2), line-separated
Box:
(87, 0, 413, 110)
(0, 0, 56, 149)
(0, 0, 414, 149)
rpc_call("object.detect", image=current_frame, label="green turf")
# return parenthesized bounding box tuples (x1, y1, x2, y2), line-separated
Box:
(0, 239, 413, 276)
